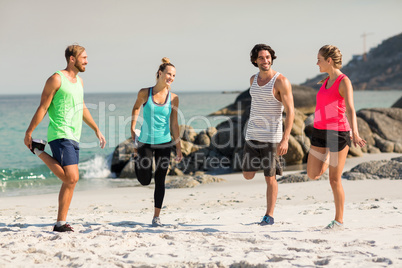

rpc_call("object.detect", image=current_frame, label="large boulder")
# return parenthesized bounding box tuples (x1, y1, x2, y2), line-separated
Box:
(373, 134, 395, 152)
(283, 135, 304, 165)
(291, 109, 308, 136)
(111, 138, 136, 176)
(211, 116, 244, 157)
(206, 127, 218, 139)
(357, 108, 402, 143)
(392, 96, 402, 108)
(194, 130, 211, 147)
(209, 85, 317, 116)
(356, 117, 375, 146)
(180, 125, 197, 143)
(291, 85, 317, 114)
(119, 158, 136, 178)
(180, 139, 194, 156)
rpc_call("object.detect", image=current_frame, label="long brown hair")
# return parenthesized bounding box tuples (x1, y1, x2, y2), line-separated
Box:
(317, 45, 343, 84)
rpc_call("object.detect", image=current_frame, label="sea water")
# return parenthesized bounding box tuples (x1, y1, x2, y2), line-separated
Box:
(1, 90, 401, 197)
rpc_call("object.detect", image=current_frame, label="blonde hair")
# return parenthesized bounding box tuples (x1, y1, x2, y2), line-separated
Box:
(65, 44, 85, 63)
(156, 57, 175, 79)
(317, 45, 343, 84)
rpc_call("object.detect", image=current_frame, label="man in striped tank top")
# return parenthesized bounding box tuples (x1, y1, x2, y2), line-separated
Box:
(242, 44, 295, 226)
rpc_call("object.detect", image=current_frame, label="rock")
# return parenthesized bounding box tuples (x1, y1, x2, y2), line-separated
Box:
(348, 144, 364, 157)
(291, 109, 307, 136)
(206, 127, 218, 139)
(208, 89, 251, 116)
(344, 159, 401, 180)
(349, 160, 388, 174)
(194, 132, 210, 147)
(168, 166, 184, 176)
(291, 85, 317, 114)
(357, 117, 375, 146)
(392, 96, 402, 108)
(179, 125, 197, 143)
(394, 142, 402, 153)
(343, 172, 381, 180)
(191, 148, 210, 170)
(392, 156, 402, 162)
(119, 158, 136, 178)
(367, 145, 381, 154)
(294, 135, 311, 156)
(283, 135, 304, 165)
(231, 147, 244, 172)
(193, 174, 226, 184)
(375, 160, 402, 179)
(211, 116, 243, 157)
(278, 171, 328, 183)
(357, 108, 402, 143)
(166, 176, 200, 188)
(209, 84, 317, 116)
(165, 174, 225, 189)
(373, 134, 395, 152)
(180, 139, 194, 156)
(111, 138, 136, 176)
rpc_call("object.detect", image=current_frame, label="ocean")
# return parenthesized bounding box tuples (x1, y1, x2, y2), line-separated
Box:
(1, 90, 401, 197)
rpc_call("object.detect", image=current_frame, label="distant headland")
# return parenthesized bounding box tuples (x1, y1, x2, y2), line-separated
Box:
(302, 32, 402, 90)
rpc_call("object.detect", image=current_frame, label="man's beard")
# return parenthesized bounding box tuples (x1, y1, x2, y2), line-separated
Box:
(75, 62, 86, 72)
(260, 64, 271, 72)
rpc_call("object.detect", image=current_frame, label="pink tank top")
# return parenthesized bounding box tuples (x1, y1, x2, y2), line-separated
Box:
(313, 74, 351, 131)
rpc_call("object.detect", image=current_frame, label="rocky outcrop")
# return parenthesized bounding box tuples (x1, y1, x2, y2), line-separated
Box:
(111, 107, 402, 178)
(343, 157, 402, 180)
(392, 96, 402, 108)
(111, 138, 137, 177)
(302, 32, 402, 90)
(209, 85, 317, 116)
(111, 91, 401, 179)
(357, 108, 402, 145)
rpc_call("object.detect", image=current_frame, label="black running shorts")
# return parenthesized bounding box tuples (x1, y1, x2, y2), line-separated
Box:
(310, 128, 351, 152)
(242, 140, 283, 177)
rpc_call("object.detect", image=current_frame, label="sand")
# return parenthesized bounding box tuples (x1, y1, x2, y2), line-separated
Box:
(0, 153, 401, 267)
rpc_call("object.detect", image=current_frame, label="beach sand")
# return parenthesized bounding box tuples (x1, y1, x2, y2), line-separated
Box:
(1, 153, 401, 267)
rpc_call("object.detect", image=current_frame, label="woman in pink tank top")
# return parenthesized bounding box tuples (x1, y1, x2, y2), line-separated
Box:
(307, 45, 366, 230)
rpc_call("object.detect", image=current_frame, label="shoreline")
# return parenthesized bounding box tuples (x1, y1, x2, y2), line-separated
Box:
(0, 153, 401, 267)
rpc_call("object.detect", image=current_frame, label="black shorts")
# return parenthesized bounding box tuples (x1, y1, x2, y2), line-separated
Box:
(242, 140, 283, 177)
(311, 128, 351, 152)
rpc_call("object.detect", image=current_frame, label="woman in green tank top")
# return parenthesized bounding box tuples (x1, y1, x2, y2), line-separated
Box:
(130, 57, 183, 227)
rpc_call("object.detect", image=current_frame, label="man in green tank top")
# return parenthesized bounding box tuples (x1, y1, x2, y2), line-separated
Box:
(24, 44, 106, 232)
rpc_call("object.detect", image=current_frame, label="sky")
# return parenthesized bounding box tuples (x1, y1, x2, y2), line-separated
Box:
(1, 0, 401, 95)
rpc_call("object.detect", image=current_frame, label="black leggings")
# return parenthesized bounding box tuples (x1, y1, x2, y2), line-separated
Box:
(135, 142, 172, 209)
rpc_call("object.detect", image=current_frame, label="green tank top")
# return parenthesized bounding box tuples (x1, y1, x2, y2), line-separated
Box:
(47, 71, 84, 143)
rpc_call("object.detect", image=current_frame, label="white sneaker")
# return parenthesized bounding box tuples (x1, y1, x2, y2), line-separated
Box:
(31, 139, 47, 154)
(325, 220, 344, 230)
(152, 217, 162, 227)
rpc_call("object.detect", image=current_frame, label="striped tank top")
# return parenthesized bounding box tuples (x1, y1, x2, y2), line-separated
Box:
(245, 72, 284, 143)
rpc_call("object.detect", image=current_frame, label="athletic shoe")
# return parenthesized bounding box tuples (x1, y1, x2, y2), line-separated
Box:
(259, 215, 274, 226)
(152, 217, 162, 227)
(30, 139, 47, 154)
(325, 220, 344, 230)
(53, 223, 74, 232)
